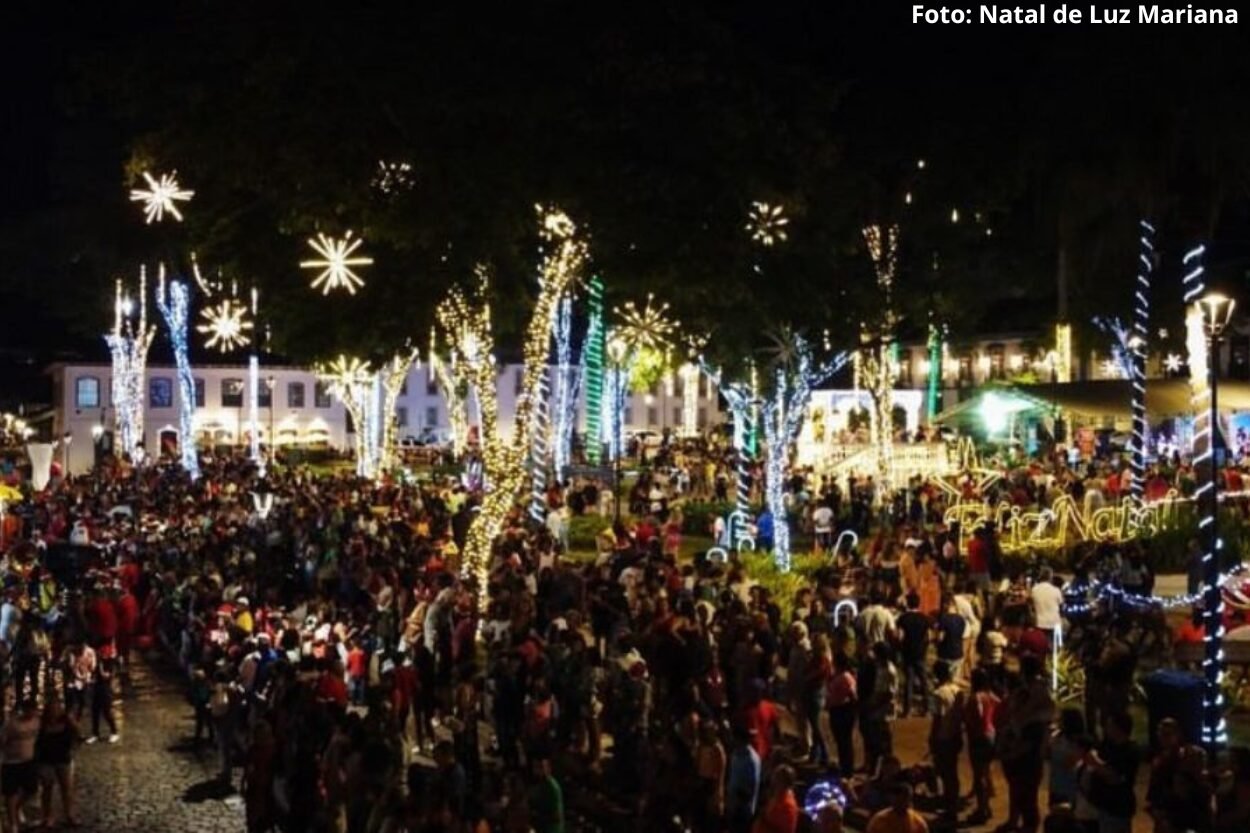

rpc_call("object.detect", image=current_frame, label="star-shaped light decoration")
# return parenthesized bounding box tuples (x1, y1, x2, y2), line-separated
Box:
(1101, 358, 1123, 378)
(614, 294, 679, 354)
(746, 201, 789, 246)
(933, 437, 1003, 500)
(373, 160, 414, 194)
(129, 171, 194, 223)
(197, 299, 254, 352)
(1164, 353, 1184, 373)
(300, 231, 373, 295)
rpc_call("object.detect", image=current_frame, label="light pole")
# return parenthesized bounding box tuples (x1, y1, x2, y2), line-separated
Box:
(607, 335, 628, 524)
(61, 431, 72, 478)
(1198, 290, 1235, 751)
(266, 375, 276, 465)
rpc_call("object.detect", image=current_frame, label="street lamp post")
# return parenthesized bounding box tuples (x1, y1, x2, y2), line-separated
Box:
(267, 376, 276, 465)
(1198, 290, 1236, 751)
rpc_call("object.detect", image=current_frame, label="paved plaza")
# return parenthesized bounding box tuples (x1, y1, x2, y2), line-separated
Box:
(46, 658, 244, 833)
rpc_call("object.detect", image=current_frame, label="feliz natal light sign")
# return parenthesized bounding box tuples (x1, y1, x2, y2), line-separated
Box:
(945, 491, 1183, 552)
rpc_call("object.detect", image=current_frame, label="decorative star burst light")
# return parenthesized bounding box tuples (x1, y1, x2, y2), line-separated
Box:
(129, 171, 194, 224)
(613, 294, 679, 354)
(746, 201, 789, 246)
(301, 231, 373, 295)
(197, 299, 254, 352)
(1164, 353, 1184, 373)
(373, 160, 414, 194)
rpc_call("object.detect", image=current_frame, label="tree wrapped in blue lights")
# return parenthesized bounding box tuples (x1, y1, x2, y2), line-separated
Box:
(154, 270, 200, 480)
(760, 337, 849, 571)
(550, 294, 581, 478)
(104, 272, 156, 461)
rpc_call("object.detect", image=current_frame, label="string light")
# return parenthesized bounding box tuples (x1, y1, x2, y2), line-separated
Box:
(104, 269, 156, 459)
(318, 355, 376, 478)
(436, 207, 585, 586)
(1054, 323, 1073, 384)
(698, 358, 758, 550)
(154, 269, 200, 480)
(429, 331, 470, 457)
(378, 348, 418, 473)
(613, 294, 679, 354)
(581, 276, 606, 464)
(301, 230, 373, 295)
(550, 295, 580, 479)
(746, 201, 789, 246)
(197, 298, 254, 352)
(373, 160, 414, 194)
(1130, 220, 1155, 499)
(129, 171, 193, 224)
(861, 224, 900, 502)
(761, 338, 851, 571)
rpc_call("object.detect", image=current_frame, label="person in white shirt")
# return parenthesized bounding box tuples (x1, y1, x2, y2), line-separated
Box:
(856, 594, 897, 648)
(812, 503, 835, 553)
(1030, 568, 1065, 639)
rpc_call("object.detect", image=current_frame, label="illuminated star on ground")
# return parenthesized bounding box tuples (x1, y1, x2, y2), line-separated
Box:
(300, 231, 373, 295)
(129, 171, 194, 223)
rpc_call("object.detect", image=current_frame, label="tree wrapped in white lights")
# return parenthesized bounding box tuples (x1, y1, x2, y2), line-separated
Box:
(550, 294, 581, 479)
(104, 272, 156, 460)
(318, 355, 376, 478)
(859, 224, 900, 502)
(377, 347, 419, 473)
(436, 207, 586, 584)
(762, 337, 850, 571)
(428, 334, 471, 457)
(154, 268, 200, 480)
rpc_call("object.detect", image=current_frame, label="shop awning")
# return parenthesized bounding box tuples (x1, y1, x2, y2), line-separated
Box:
(935, 379, 1250, 423)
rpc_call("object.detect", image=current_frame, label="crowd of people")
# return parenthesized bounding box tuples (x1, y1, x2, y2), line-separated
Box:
(0, 441, 1246, 833)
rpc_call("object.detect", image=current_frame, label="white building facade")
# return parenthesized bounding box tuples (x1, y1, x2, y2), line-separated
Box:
(48, 361, 725, 474)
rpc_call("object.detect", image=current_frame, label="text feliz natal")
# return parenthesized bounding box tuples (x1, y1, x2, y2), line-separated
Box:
(912, 5, 1239, 23)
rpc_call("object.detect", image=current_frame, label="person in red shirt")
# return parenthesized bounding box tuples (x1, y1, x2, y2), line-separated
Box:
(345, 640, 367, 705)
(113, 583, 140, 671)
(315, 661, 349, 709)
(390, 656, 418, 741)
(739, 679, 779, 762)
(85, 586, 118, 662)
(752, 764, 799, 833)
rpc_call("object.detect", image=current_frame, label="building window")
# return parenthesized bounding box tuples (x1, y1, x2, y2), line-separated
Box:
(426, 376, 438, 395)
(647, 407, 658, 426)
(989, 344, 1006, 380)
(424, 406, 438, 428)
(314, 381, 333, 408)
(193, 378, 205, 407)
(288, 382, 305, 408)
(698, 407, 708, 428)
(221, 378, 245, 408)
(397, 407, 409, 428)
(672, 407, 682, 427)
(399, 378, 408, 396)
(75, 376, 101, 409)
(514, 368, 524, 395)
(258, 382, 272, 408)
(149, 377, 174, 408)
(624, 407, 633, 426)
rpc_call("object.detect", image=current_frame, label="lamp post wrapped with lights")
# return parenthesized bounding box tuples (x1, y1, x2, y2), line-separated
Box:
(1197, 290, 1235, 750)
(606, 335, 629, 524)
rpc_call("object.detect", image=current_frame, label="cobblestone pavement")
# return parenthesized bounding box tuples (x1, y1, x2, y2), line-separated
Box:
(39, 656, 245, 833)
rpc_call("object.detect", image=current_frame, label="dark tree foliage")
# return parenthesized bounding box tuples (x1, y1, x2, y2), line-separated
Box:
(3, 2, 1250, 368)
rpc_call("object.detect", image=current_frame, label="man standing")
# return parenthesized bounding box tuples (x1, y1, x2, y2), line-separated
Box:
(1029, 567, 1064, 644)
(894, 594, 931, 718)
(928, 661, 965, 823)
(726, 726, 761, 833)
